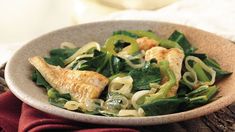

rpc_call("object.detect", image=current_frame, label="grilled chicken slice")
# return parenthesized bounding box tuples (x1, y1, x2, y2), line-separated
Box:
(136, 37, 159, 51)
(28, 56, 109, 103)
(145, 47, 185, 97)
(117, 37, 158, 56)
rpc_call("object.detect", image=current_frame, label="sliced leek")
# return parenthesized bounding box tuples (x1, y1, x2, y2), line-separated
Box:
(183, 56, 216, 88)
(65, 54, 93, 69)
(131, 90, 150, 109)
(108, 76, 133, 97)
(64, 42, 100, 65)
(60, 42, 77, 49)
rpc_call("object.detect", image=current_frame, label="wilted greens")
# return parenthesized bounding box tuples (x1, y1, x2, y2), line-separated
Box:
(31, 29, 232, 117)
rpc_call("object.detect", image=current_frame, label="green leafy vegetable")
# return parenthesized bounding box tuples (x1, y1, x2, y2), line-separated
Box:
(186, 85, 218, 109)
(129, 62, 161, 91)
(113, 41, 130, 53)
(109, 56, 126, 74)
(177, 81, 192, 96)
(190, 53, 207, 60)
(168, 30, 197, 56)
(203, 58, 232, 80)
(32, 70, 51, 89)
(44, 56, 65, 67)
(79, 50, 133, 77)
(49, 48, 78, 60)
(45, 48, 78, 67)
(47, 88, 71, 108)
(78, 50, 111, 76)
(141, 98, 188, 116)
(30, 29, 231, 117)
(79, 50, 108, 71)
(186, 85, 209, 98)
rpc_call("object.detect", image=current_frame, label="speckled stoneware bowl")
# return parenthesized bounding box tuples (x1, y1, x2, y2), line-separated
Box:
(5, 21, 235, 126)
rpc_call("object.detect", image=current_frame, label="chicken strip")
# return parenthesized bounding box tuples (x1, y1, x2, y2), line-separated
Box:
(117, 37, 158, 57)
(145, 47, 184, 97)
(28, 56, 109, 103)
(136, 37, 159, 51)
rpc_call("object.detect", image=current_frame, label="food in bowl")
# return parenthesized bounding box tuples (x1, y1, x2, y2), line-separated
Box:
(29, 30, 232, 117)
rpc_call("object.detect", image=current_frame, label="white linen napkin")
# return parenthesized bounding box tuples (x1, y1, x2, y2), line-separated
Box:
(100, 0, 235, 42)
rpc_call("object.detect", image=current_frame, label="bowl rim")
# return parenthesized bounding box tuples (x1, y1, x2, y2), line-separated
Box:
(5, 20, 235, 126)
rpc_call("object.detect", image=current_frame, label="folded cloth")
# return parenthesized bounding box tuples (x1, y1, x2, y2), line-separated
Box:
(0, 91, 139, 132)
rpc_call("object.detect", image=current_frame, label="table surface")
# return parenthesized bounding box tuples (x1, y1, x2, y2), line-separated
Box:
(0, 63, 234, 132)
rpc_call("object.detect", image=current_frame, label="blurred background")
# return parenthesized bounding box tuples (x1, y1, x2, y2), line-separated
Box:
(0, 0, 234, 65)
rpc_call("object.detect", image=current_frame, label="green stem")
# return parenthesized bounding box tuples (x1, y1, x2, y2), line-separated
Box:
(144, 61, 176, 104)
(193, 62, 210, 82)
(159, 39, 183, 50)
(206, 85, 218, 100)
(186, 85, 208, 97)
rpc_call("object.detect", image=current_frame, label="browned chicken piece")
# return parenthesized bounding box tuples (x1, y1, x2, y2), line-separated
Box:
(136, 37, 159, 51)
(28, 56, 109, 103)
(145, 47, 185, 97)
(117, 37, 158, 56)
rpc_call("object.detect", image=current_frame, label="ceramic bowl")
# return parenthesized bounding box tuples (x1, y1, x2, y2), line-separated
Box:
(5, 21, 235, 126)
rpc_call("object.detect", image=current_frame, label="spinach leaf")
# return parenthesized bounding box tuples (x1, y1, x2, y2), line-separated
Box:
(110, 55, 132, 74)
(44, 48, 78, 68)
(203, 58, 232, 80)
(168, 30, 197, 56)
(32, 70, 51, 89)
(177, 80, 192, 97)
(49, 48, 78, 60)
(190, 53, 207, 60)
(114, 40, 130, 53)
(79, 50, 133, 77)
(44, 56, 64, 67)
(129, 63, 161, 91)
(141, 98, 188, 116)
(79, 50, 108, 71)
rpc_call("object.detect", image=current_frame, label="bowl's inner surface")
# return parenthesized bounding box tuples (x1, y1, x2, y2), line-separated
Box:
(5, 21, 235, 125)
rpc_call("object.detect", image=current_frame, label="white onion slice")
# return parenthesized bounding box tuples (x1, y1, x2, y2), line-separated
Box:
(131, 90, 150, 109)
(65, 54, 93, 69)
(183, 56, 216, 88)
(108, 76, 133, 97)
(118, 109, 139, 117)
(64, 42, 100, 65)
(64, 101, 81, 110)
(60, 42, 77, 49)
